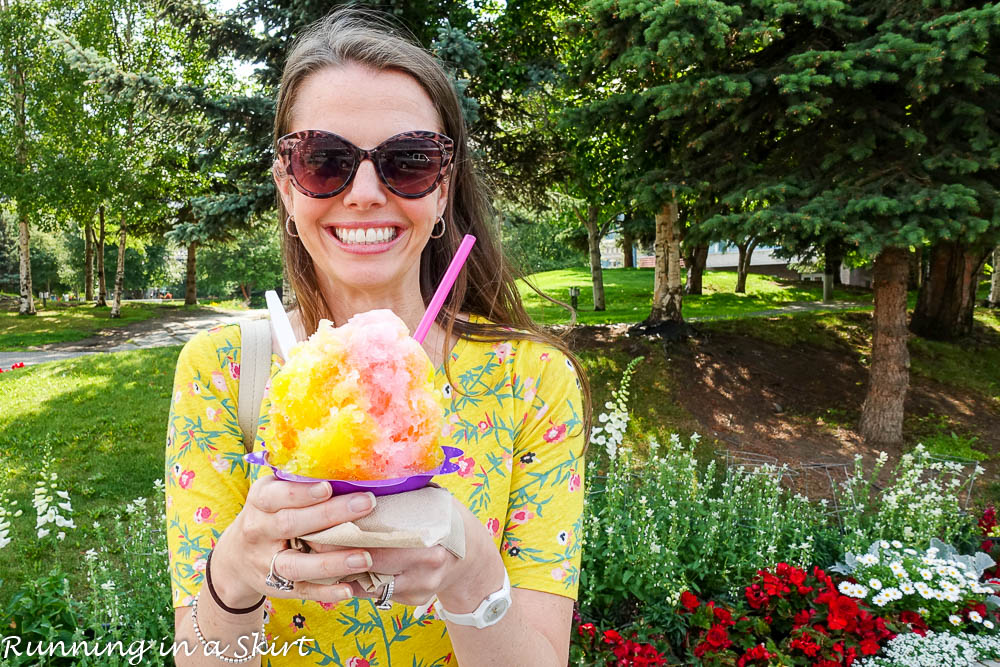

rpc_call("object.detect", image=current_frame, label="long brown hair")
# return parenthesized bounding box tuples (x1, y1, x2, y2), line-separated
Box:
(273, 8, 591, 438)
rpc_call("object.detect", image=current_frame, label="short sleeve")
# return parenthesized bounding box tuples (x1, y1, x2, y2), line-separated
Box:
(502, 342, 586, 599)
(164, 325, 262, 608)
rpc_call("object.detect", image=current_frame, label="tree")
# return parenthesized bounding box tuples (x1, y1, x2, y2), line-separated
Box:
(990, 247, 1000, 308)
(198, 224, 283, 304)
(0, 0, 73, 315)
(910, 242, 994, 339)
(600, 0, 1000, 446)
(577, 2, 706, 329)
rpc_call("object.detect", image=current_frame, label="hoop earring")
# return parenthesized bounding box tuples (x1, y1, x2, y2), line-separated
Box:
(430, 216, 446, 239)
(285, 215, 299, 238)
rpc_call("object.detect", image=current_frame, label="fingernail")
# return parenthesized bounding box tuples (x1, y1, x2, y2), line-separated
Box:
(340, 585, 354, 600)
(311, 483, 331, 499)
(346, 552, 371, 569)
(349, 492, 375, 513)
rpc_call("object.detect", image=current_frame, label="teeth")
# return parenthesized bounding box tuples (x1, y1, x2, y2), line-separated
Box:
(335, 226, 397, 245)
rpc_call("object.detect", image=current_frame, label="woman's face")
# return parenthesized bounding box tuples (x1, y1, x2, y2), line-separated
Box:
(275, 64, 449, 301)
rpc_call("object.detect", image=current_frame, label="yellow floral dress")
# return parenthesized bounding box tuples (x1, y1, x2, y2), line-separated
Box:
(165, 319, 585, 666)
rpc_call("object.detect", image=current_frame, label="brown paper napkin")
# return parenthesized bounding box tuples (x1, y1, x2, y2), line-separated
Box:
(289, 485, 466, 592)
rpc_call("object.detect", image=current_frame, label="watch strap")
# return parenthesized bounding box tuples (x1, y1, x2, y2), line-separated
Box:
(436, 569, 511, 629)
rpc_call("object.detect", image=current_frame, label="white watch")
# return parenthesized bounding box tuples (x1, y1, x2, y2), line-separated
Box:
(435, 569, 511, 629)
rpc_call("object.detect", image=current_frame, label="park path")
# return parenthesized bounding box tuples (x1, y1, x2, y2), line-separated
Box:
(1, 300, 867, 368)
(0, 308, 265, 368)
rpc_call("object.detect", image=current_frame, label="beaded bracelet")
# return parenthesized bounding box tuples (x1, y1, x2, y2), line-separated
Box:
(206, 550, 266, 614)
(190, 592, 268, 664)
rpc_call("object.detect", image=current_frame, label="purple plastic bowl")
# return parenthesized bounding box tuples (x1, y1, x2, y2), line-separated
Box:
(244, 446, 463, 496)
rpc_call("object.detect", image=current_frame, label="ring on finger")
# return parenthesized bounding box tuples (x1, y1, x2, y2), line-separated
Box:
(375, 576, 395, 611)
(265, 549, 295, 592)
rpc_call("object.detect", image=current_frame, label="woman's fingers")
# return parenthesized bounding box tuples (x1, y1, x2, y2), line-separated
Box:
(246, 477, 376, 539)
(248, 476, 333, 512)
(273, 547, 374, 584)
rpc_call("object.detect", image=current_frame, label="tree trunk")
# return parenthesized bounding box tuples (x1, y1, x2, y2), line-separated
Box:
(84, 218, 95, 302)
(185, 241, 198, 305)
(96, 205, 107, 306)
(10, 47, 33, 316)
(581, 205, 606, 311)
(621, 228, 635, 269)
(17, 206, 34, 315)
(282, 270, 295, 307)
(823, 240, 842, 303)
(909, 241, 990, 340)
(908, 247, 923, 291)
(684, 244, 709, 295)
(735, 238, 758, 293)
(647, 197, 683, 322)
(859, 247, 910, 447)
(990, 246, 1000, 307)
(110, 217, 127, 318)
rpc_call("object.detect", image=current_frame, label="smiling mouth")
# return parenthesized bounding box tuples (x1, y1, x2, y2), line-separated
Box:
(331, 226, 400, 246)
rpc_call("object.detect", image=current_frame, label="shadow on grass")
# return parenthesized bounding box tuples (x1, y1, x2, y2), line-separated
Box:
(0, 347, 180, 598)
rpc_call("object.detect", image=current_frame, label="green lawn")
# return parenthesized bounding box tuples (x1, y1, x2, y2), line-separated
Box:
(0, 302, 236, 351)
(518, 268, 872, 325)
(0, 302, 173, 350)
(0, 347, 179, 599)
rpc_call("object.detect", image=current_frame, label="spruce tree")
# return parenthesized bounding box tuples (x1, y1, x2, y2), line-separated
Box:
(587, 0, 1000, 445)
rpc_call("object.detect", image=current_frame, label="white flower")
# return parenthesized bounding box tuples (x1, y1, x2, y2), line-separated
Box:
(869, 578, 883, 590)
(900, 582, 915, 595)
(37, 528, 50, 539)
(879, 540, 890, 549)
(84, 549, 98, 561)
(920, 569, 933, 580)
(986, 620, 995, 630)
(100, 581, 116, 592)
(969, 611, 983, 623)
(948, 614, 962, 626)
(891, 540, 903, 549)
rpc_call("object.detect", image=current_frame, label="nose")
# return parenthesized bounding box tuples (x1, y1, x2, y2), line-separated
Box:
(342, 157, 387, 209)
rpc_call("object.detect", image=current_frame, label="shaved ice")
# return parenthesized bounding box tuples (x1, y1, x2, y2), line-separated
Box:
(267, 309, 445, 480)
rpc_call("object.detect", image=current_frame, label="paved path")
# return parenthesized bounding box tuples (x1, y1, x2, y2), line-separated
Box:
(0, 309, 266, 368)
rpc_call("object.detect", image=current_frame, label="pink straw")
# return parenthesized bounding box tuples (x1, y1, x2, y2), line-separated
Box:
(413, 234, 477, 344)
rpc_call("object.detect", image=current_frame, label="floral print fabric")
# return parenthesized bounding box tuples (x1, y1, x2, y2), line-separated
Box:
(165, 320, 585, 666)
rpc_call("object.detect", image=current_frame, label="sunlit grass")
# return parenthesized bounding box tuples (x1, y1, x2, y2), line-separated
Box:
(519, 267, 872, 325)
(0, 347, 179, 599)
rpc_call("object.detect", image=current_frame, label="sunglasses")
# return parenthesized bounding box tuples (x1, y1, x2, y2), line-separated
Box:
(276, 129, 454, 199)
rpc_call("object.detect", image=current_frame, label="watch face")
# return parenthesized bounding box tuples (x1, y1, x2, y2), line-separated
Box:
(484, 598, 510, 624)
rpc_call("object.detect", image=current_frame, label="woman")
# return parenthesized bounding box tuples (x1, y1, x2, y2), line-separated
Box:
(166, 9, 589, 666)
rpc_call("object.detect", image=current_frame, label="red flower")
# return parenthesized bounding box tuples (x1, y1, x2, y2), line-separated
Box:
(577, 623, 596, 639)
(602, 629, 622, 644)
(790, 635, 821, 657)
(713, 606, 734, 627)
(827, 595, 859, 631)
(705, 625, 731, 650)
(860, 638, 881, 655)
(737, 644, 775, 666)
(680, 591, 700, 612)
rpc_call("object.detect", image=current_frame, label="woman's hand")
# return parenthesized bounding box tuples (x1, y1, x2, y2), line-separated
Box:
(208, 476, 378, 608)
(329, 496, 505, 609)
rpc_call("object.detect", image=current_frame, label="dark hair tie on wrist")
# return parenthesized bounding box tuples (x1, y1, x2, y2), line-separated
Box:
(205, 550, 266, 615)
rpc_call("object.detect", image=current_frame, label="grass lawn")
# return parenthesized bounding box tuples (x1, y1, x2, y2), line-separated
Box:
(0, 302, 173, 350)
(0, 339, 703, 601)
(518, 267, 873, 325)
(0, 347, 179, 600)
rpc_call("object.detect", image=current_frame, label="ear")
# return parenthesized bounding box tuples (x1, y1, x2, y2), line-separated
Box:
(273, 160, 295, 215)
(435, 169, 451, 219)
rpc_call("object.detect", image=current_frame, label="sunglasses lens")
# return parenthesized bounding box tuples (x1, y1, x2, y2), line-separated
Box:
(378, 138, 444, 195)
(290, 134, 355, 195)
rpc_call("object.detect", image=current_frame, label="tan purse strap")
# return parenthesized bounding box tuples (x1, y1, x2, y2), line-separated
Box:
(238, 319, 272, 453)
